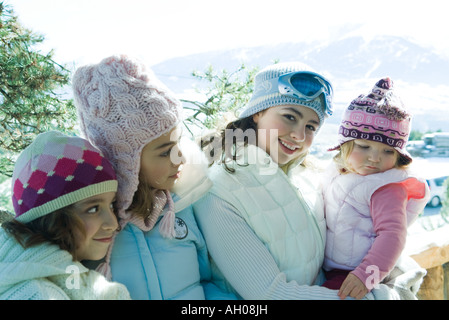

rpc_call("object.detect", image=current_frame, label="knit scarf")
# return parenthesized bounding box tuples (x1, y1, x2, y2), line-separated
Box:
(97, 189, 176, 279)
(125, 189, 176, 236)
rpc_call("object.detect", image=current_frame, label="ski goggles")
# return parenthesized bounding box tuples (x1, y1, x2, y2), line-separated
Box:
(278, 71, 334, 117)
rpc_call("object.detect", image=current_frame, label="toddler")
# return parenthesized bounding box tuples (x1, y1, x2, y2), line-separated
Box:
(322, 78, 429, 299)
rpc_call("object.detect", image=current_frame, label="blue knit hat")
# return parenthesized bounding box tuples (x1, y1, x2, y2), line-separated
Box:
(239, 62, 333, 127)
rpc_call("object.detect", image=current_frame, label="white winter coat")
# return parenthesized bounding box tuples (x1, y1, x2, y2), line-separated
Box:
(208, 145, 326, 285)
(323, 164, 429, 271)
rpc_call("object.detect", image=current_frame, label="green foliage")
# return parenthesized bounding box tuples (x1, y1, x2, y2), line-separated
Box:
(181, 63, 259, 134)
(0, 2, 76, 177)
(440, 177, 449, 223)
(409, 130, 423, 141)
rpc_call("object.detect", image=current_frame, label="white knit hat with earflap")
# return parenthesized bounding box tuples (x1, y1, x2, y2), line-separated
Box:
(72, 55, 182, 238)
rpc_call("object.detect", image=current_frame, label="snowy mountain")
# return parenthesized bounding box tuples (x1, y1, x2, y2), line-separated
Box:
(151, 35, 449, 133)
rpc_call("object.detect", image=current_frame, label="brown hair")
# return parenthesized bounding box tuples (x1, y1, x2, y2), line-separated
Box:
(201, 116, 257, 173)
(334, 140, 410, 174)
(200, 115, 314, 173)
(2, 206, 86, 260)
(126, 172, 156, 221)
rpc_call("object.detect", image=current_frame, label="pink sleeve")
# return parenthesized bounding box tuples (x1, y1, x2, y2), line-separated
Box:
(351, 183, 408, 289)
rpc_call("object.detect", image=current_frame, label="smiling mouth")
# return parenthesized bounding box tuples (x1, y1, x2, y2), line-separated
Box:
(279, 139, 300, 152)
(94, 237, 113, 243)
(169, 171, 181, 179)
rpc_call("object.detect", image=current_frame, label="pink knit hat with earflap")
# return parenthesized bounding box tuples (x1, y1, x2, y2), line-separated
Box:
(329, 77, 413, 164)
(72, 55, 182, 237)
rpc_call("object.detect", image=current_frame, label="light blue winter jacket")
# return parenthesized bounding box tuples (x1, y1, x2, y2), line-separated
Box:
(109, 139, 237, 300)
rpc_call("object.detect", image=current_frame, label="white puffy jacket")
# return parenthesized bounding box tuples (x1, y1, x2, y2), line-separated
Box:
(208, 145, 326, 285)
(323, 164, 429, 271)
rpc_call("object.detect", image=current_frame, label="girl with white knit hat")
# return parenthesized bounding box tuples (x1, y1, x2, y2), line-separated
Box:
(193, 63, 427, 300)
(0, 131, 130, 300)
(72, 55, 235, 300)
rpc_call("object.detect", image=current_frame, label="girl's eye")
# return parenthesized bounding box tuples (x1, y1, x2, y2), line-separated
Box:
(355, 144, 369, 149)
(384, 149, 395, 154)
(109, 201, 117, 212)
(306, 124, 317, 132)
(87, 206, 99, 214)
(160, 147, 173, 157)
(283, 114, 296, 122)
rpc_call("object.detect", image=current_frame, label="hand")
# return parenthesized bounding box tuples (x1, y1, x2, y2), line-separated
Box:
(338, 273, 369, 300)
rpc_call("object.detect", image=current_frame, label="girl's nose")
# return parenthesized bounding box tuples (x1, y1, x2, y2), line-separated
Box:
(291, 124, 306, 142)
(368, 150, 381, 162)
(172, 148, 185, 168)
(103, 205, 119, 231)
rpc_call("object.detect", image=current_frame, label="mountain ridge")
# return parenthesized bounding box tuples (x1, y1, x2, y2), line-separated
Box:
(151, 35, 449, 132)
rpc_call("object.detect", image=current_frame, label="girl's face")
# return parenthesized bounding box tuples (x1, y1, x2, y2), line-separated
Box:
(73, 191, 118, 261)
(252, 105, 320, 165)
(347, 139, 399, 176)
(140, 127, 184, 191)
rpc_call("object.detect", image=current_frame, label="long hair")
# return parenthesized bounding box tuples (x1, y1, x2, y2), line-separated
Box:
(201, 116, 257, 173)
(2, 206, 86, 260)
(334, 140, 410, 174)
(201, 115, 314, 173)
(126, 172, 156, 221)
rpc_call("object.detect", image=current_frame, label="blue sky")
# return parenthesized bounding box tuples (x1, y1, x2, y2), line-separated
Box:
(9, 0, 449, 69)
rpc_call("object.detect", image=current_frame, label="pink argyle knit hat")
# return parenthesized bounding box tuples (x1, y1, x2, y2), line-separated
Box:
(12, 131, 117, 223)
(72, 55, 182, 224)
(330, 77, 412, 163)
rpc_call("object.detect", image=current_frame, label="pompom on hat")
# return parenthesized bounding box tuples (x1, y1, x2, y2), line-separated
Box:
(72, 55, 181, 237)
(12, 131, 117, 223)
(329, 77, 413, 164)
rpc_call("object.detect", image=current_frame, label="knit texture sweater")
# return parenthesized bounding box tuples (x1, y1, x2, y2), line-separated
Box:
(0, 229, 130, 300)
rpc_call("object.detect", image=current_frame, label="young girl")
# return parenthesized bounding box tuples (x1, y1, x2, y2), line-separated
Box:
(0, 131, 130, 300)
(193, 62, 349, 299)
(194, 64, 425, 300)
(322, 78, 430, 299)
(72, 55, 234, 300)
